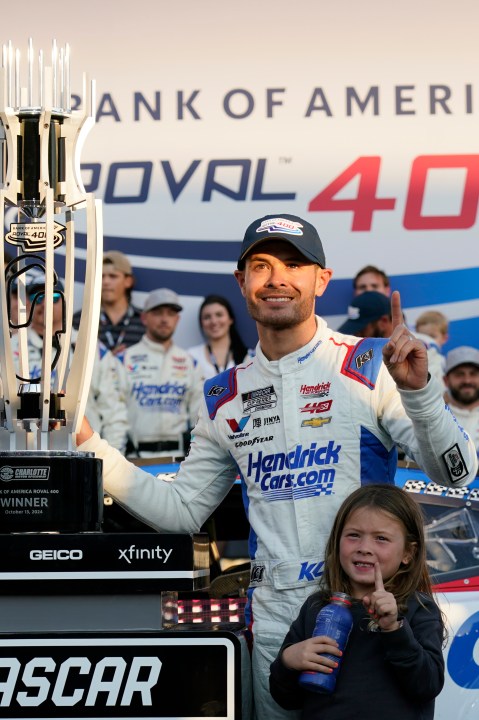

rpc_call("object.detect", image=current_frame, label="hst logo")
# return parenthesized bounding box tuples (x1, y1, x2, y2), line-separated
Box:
(30, 550, 83, 560)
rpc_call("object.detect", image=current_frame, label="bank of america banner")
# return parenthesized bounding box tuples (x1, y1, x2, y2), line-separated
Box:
(4, 0, 478, 349)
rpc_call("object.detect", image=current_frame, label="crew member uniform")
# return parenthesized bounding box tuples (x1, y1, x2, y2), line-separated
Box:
(119, 334, 203, 457)
(446, 403, 479, 454)
(78, 317, 477, 719)
(10, 330, 128, 453)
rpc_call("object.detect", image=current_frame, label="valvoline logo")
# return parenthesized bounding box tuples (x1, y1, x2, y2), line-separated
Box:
(246, 441, 341, 502)
(226, 417, 250, 433)
(127, 363, 140, 373)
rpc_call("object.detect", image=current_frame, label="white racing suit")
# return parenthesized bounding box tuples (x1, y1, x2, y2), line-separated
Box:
(79, 318, 478, 719)
(119, 335, 203, 457)
(446, 402, 479, 454)
(9, 330, 128, 452)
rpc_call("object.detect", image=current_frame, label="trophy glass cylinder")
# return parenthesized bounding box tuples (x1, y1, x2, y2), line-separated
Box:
(0, 39, 103, 532)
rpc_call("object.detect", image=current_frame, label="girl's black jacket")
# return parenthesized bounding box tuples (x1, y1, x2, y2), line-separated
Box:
(269, 592, 444, 720)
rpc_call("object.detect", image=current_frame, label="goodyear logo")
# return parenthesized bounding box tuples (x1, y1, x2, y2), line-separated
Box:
(246, 441, 341, 501)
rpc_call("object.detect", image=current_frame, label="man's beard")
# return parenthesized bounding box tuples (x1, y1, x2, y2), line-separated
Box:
(245, 295, 315, 331)
(149, 329, 174, 343)
(450, 385, 479, 406)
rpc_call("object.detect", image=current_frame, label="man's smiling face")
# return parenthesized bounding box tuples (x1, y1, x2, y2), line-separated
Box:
(235, 240, 328, 331)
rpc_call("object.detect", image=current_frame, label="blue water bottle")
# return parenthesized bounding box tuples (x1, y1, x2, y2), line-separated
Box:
(299, 591, 353, 693)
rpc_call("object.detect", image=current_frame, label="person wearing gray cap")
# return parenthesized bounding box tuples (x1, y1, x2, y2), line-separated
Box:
(76, 214, 478, 720)
(444, 346, 479, 453)
(118, 288, 203, 459)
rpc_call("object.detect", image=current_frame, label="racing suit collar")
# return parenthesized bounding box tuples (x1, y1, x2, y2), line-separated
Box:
(140, 334, 171, 355)
(254, 316, 327, 375)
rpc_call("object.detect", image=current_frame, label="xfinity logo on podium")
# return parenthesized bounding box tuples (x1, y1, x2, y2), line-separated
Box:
(0, 634, 239, 719)
(118, 545, 173, 564)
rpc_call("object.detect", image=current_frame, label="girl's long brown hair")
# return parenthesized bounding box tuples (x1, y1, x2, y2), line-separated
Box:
(321, 484, 433, 611)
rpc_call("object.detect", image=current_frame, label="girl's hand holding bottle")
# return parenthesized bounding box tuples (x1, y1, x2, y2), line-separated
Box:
(282, 636, 342, 673)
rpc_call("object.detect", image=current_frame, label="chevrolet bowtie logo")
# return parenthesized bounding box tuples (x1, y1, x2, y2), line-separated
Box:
(301, 416, 332, 428)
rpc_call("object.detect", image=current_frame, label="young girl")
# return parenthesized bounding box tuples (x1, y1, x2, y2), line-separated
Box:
(269, 484, 445, 720)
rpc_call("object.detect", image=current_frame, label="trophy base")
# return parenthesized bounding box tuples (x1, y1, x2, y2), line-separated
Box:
(0, 451, 103, 533)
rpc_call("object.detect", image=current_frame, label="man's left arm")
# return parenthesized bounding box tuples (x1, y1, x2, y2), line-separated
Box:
(381, 291, 478, 486)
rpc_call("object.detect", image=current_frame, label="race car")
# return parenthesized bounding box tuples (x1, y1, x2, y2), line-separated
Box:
(396, 465, 479, 720)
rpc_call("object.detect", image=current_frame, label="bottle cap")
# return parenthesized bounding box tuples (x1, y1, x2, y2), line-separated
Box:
(330, 592, 352, 606)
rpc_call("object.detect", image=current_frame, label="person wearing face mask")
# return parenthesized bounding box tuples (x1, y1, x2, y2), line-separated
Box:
(188, 294, 253, 380)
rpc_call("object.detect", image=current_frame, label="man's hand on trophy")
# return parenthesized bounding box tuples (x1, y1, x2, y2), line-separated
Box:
(76, 416, 94, 446)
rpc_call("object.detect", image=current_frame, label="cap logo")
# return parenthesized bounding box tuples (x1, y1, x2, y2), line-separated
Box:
(347, 306, 361, 320)
(256, 218, 303, 236)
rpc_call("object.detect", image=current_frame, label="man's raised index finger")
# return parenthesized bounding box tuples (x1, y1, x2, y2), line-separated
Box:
(374, 562, 385, 591)
(390, 290, 403, 329)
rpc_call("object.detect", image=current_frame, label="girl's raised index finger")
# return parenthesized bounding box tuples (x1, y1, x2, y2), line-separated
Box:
(390, 290, 403, 329)
(374, 562, 385, 591)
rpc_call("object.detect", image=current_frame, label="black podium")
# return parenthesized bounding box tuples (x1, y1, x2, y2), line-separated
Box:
(0, 532, 243, 719)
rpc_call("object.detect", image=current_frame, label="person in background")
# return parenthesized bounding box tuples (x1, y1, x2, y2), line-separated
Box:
(188, 294, 252, 380)
(337, 291, 392, 338)
(119, 288, 203, 458)
(415, 310, 449, 349)
(5, 254, 19, 332)
(444, 346, 479, 453)
(338, 295, 445, 395)
(353, 265, 391, 296)
(76, 213, 476, 720)
(269, 484, 444, 720)
(9, 274, 128, 453)
(74, 250, 144, 356)
(414, 310, 449, 388)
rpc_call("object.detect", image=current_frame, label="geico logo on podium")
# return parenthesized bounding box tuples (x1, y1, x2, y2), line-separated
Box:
(29, 550, 83, 560)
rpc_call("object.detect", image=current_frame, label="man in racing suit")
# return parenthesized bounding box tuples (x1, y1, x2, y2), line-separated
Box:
(118, 288, 203, 458)
(77, 214, 478, 720)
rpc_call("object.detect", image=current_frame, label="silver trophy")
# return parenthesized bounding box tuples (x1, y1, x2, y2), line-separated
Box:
(0, 39, 103, 532)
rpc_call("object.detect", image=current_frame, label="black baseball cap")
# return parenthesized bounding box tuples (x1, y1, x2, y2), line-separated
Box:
(237, 214, 326, 269)
(338, 291, 391, 335)
(26, 273, 64, 295)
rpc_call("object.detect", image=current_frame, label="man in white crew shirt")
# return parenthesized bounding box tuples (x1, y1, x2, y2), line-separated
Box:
(118, 288, 203, 458)
(444, 346, 479, 454)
